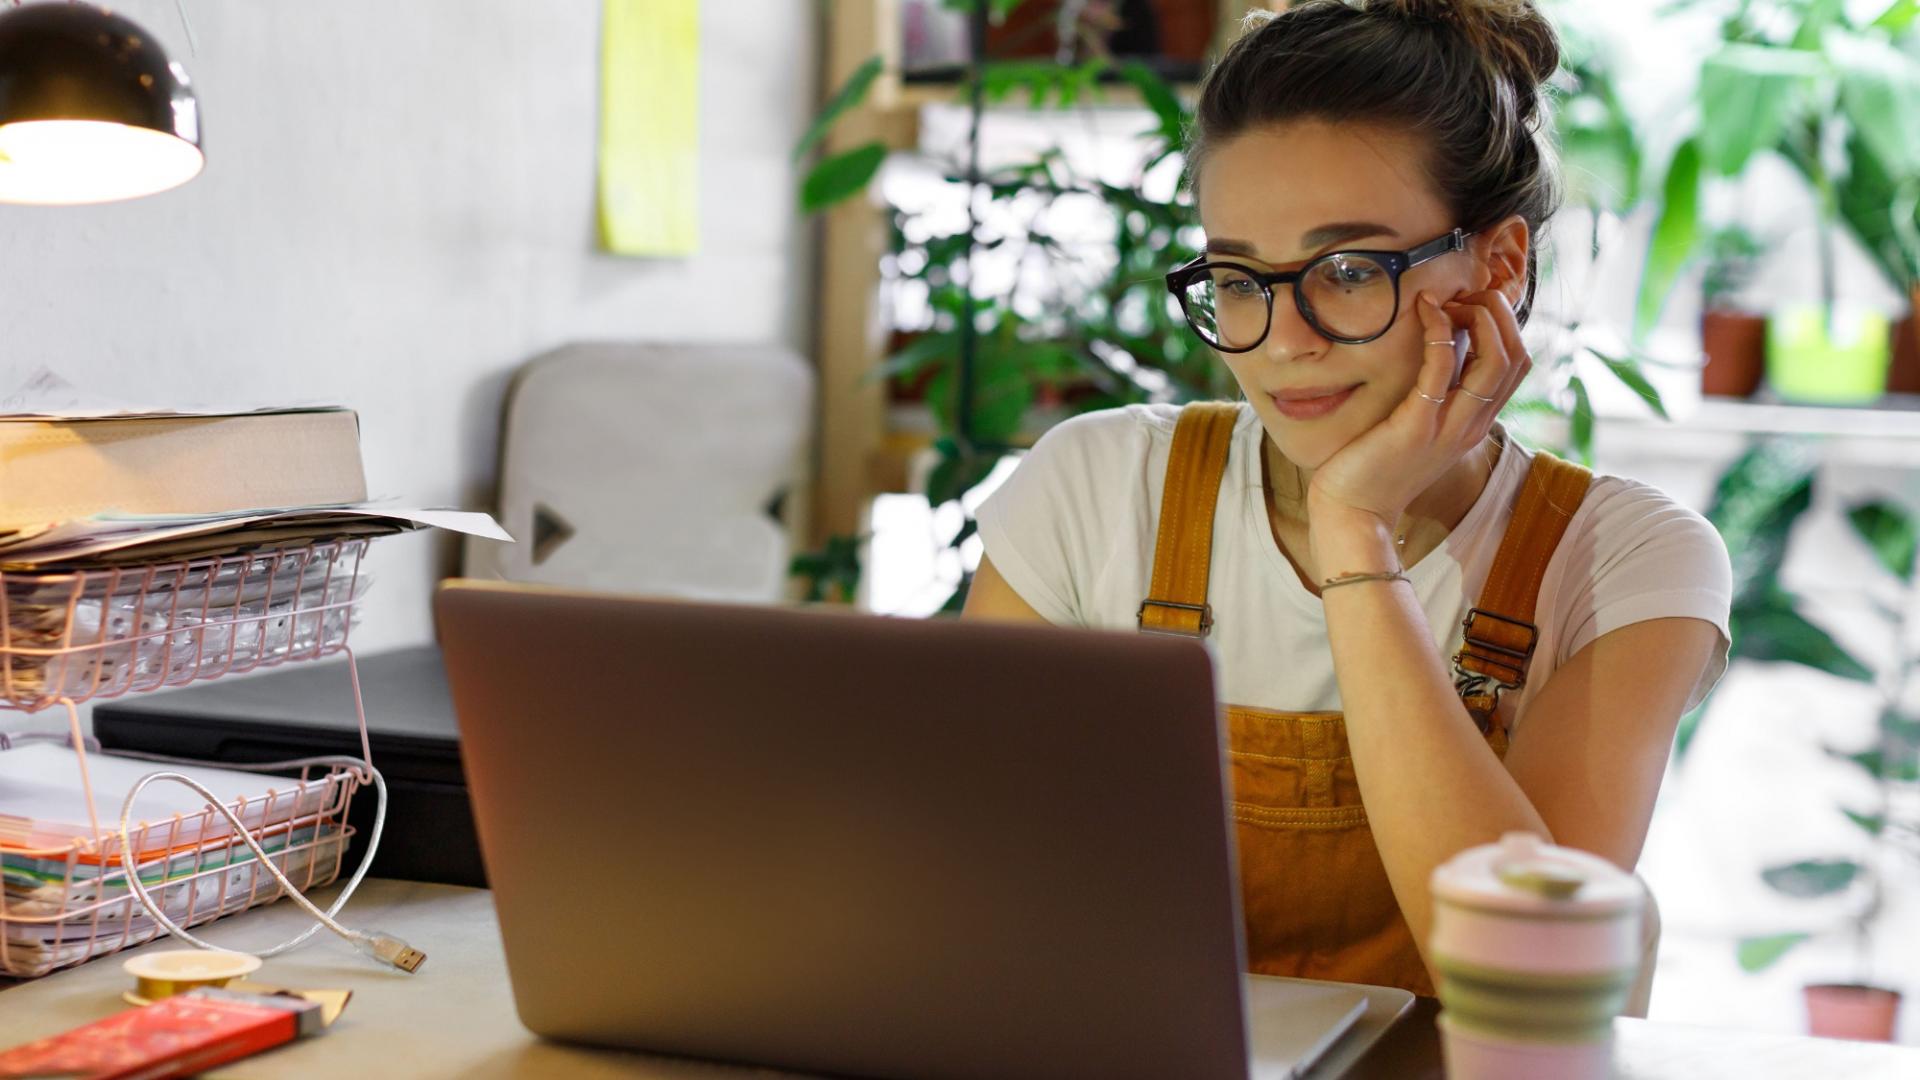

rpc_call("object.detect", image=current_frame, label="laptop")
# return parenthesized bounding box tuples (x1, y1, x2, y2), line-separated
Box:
(435, 580, 1403, 1079)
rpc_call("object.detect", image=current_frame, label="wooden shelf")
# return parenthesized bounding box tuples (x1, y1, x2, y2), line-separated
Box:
(875, 397, 1920, 497)
(1620, 396, 1920, 439)
(889, 80, 1185, 113)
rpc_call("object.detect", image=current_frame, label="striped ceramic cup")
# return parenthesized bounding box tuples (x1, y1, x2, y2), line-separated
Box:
(1430, 832, 1645, 1080)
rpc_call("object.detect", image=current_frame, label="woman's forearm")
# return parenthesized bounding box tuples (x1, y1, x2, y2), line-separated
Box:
(1311, 508, 1548, 978)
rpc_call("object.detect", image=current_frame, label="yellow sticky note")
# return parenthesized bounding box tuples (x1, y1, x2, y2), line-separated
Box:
(598, 0, 699, 256)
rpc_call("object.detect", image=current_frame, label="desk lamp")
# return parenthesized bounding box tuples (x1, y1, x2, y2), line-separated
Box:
(0, 1, 202, 204)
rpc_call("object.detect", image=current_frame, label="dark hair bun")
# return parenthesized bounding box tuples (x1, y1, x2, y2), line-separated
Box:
(1375, 0, 1560, 92)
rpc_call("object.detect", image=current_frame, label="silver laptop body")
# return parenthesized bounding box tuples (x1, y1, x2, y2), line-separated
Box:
(436, 581, 1376, 1080)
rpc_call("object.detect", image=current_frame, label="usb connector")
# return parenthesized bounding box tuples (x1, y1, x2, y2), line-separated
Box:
(353, 931, 426, 973)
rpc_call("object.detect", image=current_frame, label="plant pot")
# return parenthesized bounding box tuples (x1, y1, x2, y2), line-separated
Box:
(1888, 285, 1920, 396)
(1765, 304, 1892, 405)
(1804, 983, 1902, 1041)
(987, 1, 1218, 66)
(1146, 0, 1216, 61)
(884, 330, 940, 404)
(983, 1, 1061, 59)
(1701, 309, 1767, 397)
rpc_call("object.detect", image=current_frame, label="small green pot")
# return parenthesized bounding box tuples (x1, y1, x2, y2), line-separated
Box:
(1765, 305, 1892, 404)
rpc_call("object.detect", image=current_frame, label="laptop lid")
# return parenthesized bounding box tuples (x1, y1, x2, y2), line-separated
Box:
(435, 581, 1252, 1080)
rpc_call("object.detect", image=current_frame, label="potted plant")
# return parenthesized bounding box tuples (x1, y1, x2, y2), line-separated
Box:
(1699, 225, 1769, 397)
(1764, 304, 1893, 405)
(1637, 0, 1920, 404)
(1834, 97, 1920, 395)
(1727, 481, 1917, 1041)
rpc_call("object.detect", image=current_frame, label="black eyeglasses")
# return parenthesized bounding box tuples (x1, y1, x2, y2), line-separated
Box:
(1165, 228, 1471, 351)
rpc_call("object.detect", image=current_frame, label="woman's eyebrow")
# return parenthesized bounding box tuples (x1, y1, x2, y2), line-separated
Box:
(1205, 222, 1402, 260)
(1300, 221, 1400, 248)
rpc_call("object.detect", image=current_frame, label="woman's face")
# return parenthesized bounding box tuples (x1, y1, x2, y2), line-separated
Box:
(1195, 120, 1499, 470)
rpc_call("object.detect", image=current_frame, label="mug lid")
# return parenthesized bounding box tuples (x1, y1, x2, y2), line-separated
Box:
(1431, 832, 1643, 916)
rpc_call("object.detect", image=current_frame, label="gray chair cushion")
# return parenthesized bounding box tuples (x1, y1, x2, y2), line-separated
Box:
(463, 342, 812, 603)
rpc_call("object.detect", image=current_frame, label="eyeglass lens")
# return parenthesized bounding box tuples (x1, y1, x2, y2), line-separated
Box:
(1179, 253, 1398, 348)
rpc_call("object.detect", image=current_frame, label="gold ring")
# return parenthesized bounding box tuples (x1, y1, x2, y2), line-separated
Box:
(1414, 390, 1448, 406)
(1458, 387, 1496, 404)
(1425, 340, 1456, 347)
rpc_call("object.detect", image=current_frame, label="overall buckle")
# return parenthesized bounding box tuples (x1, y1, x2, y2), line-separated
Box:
(1137, 598, 1212, 638)
(1458, 608, 1538, 688)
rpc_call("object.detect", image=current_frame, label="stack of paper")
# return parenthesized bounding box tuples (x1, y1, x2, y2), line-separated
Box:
(0, 744, 354, 976)
(0, 503, 508, 569)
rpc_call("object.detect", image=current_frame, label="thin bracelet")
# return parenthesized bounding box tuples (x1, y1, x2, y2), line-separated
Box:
(1320, 570, 1410, 592)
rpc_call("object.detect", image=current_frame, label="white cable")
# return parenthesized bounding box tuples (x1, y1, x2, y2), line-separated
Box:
(112, 753, 423, 972)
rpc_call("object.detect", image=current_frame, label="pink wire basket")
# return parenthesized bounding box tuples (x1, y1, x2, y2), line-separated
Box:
(0, 537, 376, 977)
(0, 539, 368, 713)
(0, 758, 359, 978)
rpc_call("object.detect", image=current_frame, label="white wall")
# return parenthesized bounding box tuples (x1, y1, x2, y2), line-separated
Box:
(1, 0, 820, 652)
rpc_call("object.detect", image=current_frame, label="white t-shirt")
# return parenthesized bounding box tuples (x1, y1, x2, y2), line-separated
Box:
(975, 402, 1733, 732)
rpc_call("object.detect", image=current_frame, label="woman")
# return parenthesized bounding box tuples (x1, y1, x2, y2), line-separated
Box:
(963, 0, 1733, 996)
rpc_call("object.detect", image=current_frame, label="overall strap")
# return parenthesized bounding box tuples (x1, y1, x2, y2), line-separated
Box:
(1454, 450, 1593, 729)
(1138, 402, 1241, 637)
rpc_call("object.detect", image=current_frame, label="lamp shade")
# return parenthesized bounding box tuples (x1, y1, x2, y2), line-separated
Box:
(0, 2, 203, 205)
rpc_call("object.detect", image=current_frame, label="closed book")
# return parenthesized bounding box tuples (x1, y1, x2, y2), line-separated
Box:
(0, 988, 322, 1079)
(0, 408, 366, 527)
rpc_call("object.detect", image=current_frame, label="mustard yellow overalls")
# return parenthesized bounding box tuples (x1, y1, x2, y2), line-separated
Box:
(1137, 402, 1592, 996)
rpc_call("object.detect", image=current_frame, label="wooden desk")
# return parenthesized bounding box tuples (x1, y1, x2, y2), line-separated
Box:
(2, 880, 1916, 1078)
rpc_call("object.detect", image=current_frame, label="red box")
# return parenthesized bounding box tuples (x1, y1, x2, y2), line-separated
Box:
(0, 988, 321, 1079)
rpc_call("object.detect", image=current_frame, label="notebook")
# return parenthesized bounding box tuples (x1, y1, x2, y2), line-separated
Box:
(0, 743, 345, 856)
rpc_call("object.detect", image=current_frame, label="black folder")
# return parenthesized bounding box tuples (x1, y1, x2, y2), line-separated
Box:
(93, 646, 484, 887)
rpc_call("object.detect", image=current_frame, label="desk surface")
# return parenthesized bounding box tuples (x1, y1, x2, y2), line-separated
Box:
(2, 880, 1917, 1079)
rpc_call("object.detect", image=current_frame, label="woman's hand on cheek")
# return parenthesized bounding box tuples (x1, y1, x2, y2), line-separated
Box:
(1305, 288, 1531, 563)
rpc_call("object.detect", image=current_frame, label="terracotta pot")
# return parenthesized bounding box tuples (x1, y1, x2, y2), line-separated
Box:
(1148, 0, 1217, 61)
(884, 330, 938, 404)
(983, 1, 1060, 59)
(989, 1, 1218, 64)
(1804, 983, 1902, 1042)
(1700, 309, 1767, 398)
(1889, 286, 1920, 396)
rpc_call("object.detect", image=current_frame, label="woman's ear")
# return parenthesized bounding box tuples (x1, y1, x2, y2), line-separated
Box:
(1474, 215, 1531, 307)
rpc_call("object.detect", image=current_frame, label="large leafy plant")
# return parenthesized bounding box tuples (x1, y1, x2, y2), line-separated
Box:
(1689, 438, 1920, 978)
(1680, 438, 1872, 759)
(1638, 0, 1920, 336)
(1739, 492, 1918, 977)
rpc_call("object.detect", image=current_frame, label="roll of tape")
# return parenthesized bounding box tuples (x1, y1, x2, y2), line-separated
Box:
(122, 950, 262, 1004)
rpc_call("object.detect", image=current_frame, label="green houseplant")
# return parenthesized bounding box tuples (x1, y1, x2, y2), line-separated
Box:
(1735, 492, 1916, 1040)
(1692, 437, 1917, 1039)
(1678, 437, 1874, 760)
(1638, 0, 1920, 400)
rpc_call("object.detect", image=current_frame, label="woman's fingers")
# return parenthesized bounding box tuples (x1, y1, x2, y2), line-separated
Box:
(1469, 288, 1529, 363)
(1442, 297, 1511, 398)
(1437, 298, 1512, 440)
(1414, 292, 1463, 407)
(1469, 290, 1531, 406)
